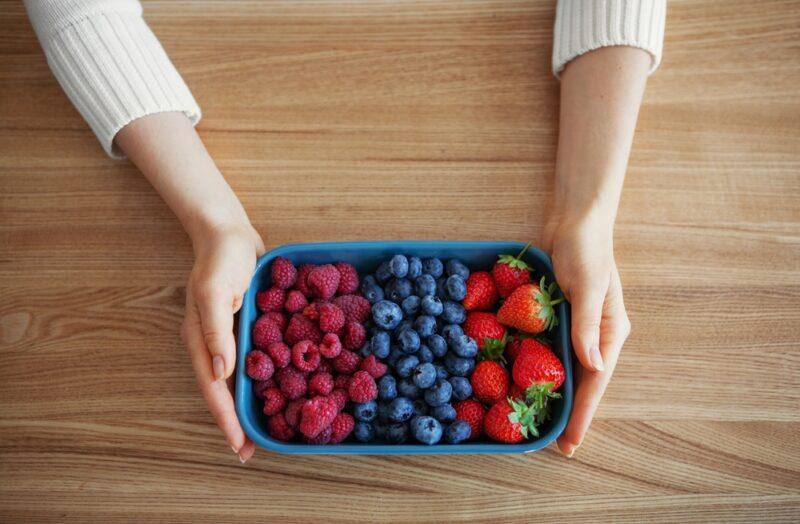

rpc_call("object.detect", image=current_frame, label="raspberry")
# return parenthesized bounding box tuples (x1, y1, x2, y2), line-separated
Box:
(284, 398, 305, 429)
(284, 290, 308, 314)
(291, 340, 321, 373)
(256, 287, 285, 313)
(329, 412, 355, 444)
(245, 350, 274, 381)
(262, 387, 287, 416)
(285, 314, 322, 345)
(319, 333, 343, 359)
(329, 389, 348, 412)
(277, 366, 307, 400)
(271, 257, 297, 289)
(332, 294, 371, 323)
(360, 354, 388, 379)
(335, 262, 359, 295)
(252, 315, 283, 348)
(303, 425, 332, 444)
(317, 359, 333, 374)
(308, 371, 334, 396)
(302, 302, 320, 320)
(266, 341, 291, 368)
(263, 311, 287, 332)
(307, 264, 341, 300)
(334, 374, 351, 390)
(342, 321, 366, 351)
(348, 370, 378, 403)
(295, 264, 316, 297)
(253, 379, 274, 399)
(454, 399, 486, 440)
(333, 350, 361, 375)
(267, 412, 295, 442)
(299, 395, 338, 438)
(319, 303, 346, 333)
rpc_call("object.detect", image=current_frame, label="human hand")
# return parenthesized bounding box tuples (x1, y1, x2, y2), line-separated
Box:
(181, 221, 265, 462)
(541, 208, 631, 458)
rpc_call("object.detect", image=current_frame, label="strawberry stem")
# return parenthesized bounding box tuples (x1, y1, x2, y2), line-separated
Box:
(515, 241, 532, 260)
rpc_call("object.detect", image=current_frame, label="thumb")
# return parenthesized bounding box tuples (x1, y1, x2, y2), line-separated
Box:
(192, 284, 237, 381)
(569, 275, 609, 372)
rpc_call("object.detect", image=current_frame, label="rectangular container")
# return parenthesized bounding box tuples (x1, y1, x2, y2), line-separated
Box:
(236, 240, 573, 454)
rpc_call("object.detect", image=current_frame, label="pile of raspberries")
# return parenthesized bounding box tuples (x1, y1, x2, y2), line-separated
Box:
(245, 257, 383, 444)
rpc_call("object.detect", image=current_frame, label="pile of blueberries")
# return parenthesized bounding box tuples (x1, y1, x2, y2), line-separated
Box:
(353, 254, 478, 445)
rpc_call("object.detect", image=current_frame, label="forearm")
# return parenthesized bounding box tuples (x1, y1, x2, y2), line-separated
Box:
(552, 46, 651, 230)
(115, 112, 252, 244)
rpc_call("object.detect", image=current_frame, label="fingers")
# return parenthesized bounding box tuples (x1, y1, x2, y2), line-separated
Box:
(182, 305, 253, 461)
(191, 284, 237, 380)
(569, 272, 610, 372)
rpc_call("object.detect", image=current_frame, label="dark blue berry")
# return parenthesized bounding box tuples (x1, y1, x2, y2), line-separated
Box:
(441, 324, 464, 342)
(407, 257, 422, 279)
(361, 274, 377, 292)
(397, 378, 421, 399)
(370, 331, 391, 359)
(384, 422, 409, 443)
(375, 261, 393, 283)
(372, 300, 403, 330)
(388, 397, 414, 422)
(424, 379, 453, 407)
(412, 362, 437, 389)
(354, 421, 375, 442)
(435, 277, 448, 299)
(445, 275, 467, 301)
(427, 334, 448, 357)
(434, 364, 449, 380)
(444, 352, 474, 377)
(448, 376, 473, 401)
(389, 254, 409, 278)
(378, 375, 397, 401)
(444, 420, 471, 444)
(363, 283, 385, 304)
(393, 318, 414, 336)
(401, 295, 421, 316)
(411, 416, 442, 445)
(397, 328, 420, 354)
(417, 344, 434, 363)
(376, 402, 391, 423)
(422, 258, 444, 278)
(420, 294, 443, 316)
(414, 274, 437, 297)
(353, 400, 378, 422)
(449, 334, 478, 358)
(430, 403, 456, 423)
(395, 355, 420, 378)
(441, 301, 466, 324)
(386, 345, 404, 367)
(385, 278, 413, 302)
(414, 315, 436, 338)
(446, 259, 470, 280)
(412, 399, 428, 417)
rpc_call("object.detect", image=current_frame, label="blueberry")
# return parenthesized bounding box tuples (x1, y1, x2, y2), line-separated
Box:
(412, 399, 428, 417)
(378, 375, 397, 401)
(353, 400, 378, 422)
(397, 328, 421, 354)
(424, 379, 453, 407)
(414, 274, 437, 297)
(377, 402, 391, 423)
(397, 378, 421, 399)
(444, 352, 474, 377)
(354, 421, 375, 442)
(445, 275, 467, 301)
(417, 344, 434, 363)
(449, 334, 478, 358)
(441, 324, 464, 342)
(434, 363, 449, 380)
(407, 256, 422, 279)
(363, 283, 385, 304)
(401, 295, 421, 316)
(441, 301, 466, 324)
(395, 355, 420, 378)
(435, 277, 448, 299)
(448, 376, 473, 401)
(388, 397, 415, 422)
(411, 416, 443, 445)
(427, 334, 448, 357)
(422, 258, 444, 278)
(359, 344, 372, 357)
(431, 403, 456, 423)
(412, 362, 437, 389)
(385, 278, 413, 302)
(372, 300, 403, 330)
(370, 331, 391, 359)
(444, 420, 471, 444)
(414, 315, 437, 338)
(373, 421, 387, 440)
(386, 345, 404, 367)
(420, 295, 443, 316)
(361, 274, 377, 292)
(384, 422, 409, 444)
(446, 259, 470, 280)
(375, 261, 393, 283)
(389, 254, 409, 278)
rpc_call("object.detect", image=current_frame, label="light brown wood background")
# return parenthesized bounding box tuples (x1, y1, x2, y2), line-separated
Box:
(1, 0, 799, 522)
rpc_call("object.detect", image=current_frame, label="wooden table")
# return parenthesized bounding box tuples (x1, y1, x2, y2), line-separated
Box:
(1, 1, 799, 521)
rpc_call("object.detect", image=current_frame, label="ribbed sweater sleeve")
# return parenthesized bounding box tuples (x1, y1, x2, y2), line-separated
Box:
(553, 0, 667, 76)
(23, 0, 201, 158)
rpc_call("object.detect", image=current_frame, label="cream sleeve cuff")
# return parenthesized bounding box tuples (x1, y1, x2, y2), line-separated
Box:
(24, 0, 201, 158)
(553, 0, 667, 77)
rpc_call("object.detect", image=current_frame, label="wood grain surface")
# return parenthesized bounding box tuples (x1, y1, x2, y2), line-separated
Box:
(1, 0, 799, 522)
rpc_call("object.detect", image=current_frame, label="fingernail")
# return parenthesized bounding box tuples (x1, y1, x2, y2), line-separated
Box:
(238, 454, 247, 464)
(212, 355, 226, 381)
(231, 445, 238, 454)
(589, 346, 605, 372)
(565, 443, 580, 459)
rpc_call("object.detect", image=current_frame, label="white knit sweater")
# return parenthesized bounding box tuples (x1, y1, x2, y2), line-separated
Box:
(24, 0, 666, 158)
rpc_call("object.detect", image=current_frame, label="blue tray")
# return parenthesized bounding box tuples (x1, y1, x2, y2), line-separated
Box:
(235, 240, 573, 454)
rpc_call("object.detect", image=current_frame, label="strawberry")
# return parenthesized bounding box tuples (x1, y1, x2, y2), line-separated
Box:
(496, 277, 564, 334)
(512, 339, 565, 392)
(484, 398, 543, 443)
(469, 360, 509, 405)
(462, 271, 498, 311)
(505, 337, 522, 364)
(491, 243, 533, 298)
(463, 312, 507, 352)
(454, 399, 486, 440)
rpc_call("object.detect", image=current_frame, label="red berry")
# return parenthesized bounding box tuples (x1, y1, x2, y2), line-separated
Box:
(291, 340, 321, 373)
(462, 271, 499, 311)
(329, 412, 355, 443)
(245, 350, 274, 381)
(263, 311, 287, 332)
(267, 412, 295, 441)
(470, 360, 509, 404)
(304, 425, 332, 444)
(299, 395, 338, 438)
(329, 388, 348, 412)
(348, 370, 378, 403)
(253, 379, 274, 399)
(277, 366, 307, 400)
(302, 302, 320, 320)
(307, 264, 341, 300)
(284, 398, 305, 428)
(505, 338, 523, 364)
(492, 247, 533, 299)
(318, 303, 345, 333)
(319, 332, 343, 359)
(295, 264, 316, 297)
(334, 374, 351, 390)
(333, 350, 361, 375)
(332, 294, 371, 323)
(317, 359, 333, 374)
(484, 399, 525, 444)
(509, 383, 525, 400)
(284, 290, 309, 313)
(252, 315, 282, 348)
(256, 287, 285, 313)
(285, 314, 322, 345)
(271, 257, 298, 289)
(342, 321, 366, 351)
(308, 371, 334, 396)
(335, 262, 359, 295)
(463, 311, 507, 351)
(266, 341, 291, 368)
(454, 399, 486, 440)
(360, 354, 388, 378)
(512, 339, 565, 391)
(262, 387, 287, 416)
